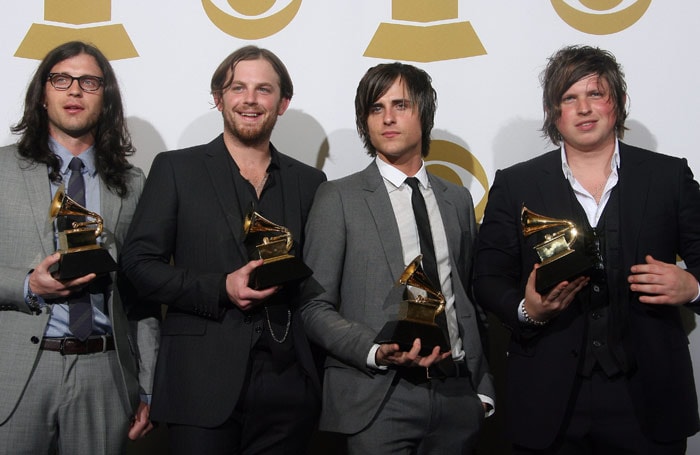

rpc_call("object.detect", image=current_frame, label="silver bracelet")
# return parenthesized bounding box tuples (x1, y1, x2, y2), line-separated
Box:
(521, 303, 548, 326)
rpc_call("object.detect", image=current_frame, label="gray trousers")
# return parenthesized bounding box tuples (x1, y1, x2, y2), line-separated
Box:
(347, 373, 485, 455)
(0, 349, 130, 455)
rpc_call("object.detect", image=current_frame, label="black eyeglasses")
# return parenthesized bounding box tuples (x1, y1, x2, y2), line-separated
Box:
(47, 73, 104, 92)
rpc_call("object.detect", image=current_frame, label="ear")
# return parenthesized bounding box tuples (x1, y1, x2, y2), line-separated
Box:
(213, 94, 223, 112)
(277, 97, 290, 116)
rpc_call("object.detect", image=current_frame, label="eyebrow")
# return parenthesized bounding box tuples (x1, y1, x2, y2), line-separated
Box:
(371, 98, 411, 107)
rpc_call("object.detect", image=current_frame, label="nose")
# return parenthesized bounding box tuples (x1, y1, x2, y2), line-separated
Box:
(67, 79, 83, 95)
(577, 98, 591, 114)
(383, 108, 395, 125)
(243, 89, 257, 105)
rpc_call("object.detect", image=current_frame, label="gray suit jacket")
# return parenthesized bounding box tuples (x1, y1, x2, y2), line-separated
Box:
(0, 145, 159, 425)
(301, 161, 494, 434)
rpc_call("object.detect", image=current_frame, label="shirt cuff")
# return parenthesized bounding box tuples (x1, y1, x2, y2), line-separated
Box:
(691, 282, 700, 303)
(478, 394, 495, 418)
(367, 344, 388, 370)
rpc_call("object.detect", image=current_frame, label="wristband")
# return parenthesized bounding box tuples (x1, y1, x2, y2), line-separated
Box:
(521, 302, 548, 326)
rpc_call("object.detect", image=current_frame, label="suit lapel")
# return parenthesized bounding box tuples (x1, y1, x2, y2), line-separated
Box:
(276, 152, 303, 240)
(203, 136, 248, 259)
(535, 151, 578, 220)
(362, 162, 405, 282)
(429, 175, 459, 258)
(23, 162, 54, 256)
(617, 143, 651, 263)
(100, 179, 120, 250)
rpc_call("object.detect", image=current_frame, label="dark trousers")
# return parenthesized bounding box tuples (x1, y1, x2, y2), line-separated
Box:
(512, 370, 687, 455)
(167, 348, 319, 455)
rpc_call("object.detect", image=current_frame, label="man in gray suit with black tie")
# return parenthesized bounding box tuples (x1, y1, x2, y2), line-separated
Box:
(0, 41, 159, 454)
(301, 62, 494, 454)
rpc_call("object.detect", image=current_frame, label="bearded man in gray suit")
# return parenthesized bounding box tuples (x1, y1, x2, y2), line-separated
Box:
(0, 41, 159, 454)
(301, 62, 494, 454)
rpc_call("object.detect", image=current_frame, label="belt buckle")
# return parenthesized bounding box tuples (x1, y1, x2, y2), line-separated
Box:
(425, 366, 446, 380)
(58, 338, 67, 356)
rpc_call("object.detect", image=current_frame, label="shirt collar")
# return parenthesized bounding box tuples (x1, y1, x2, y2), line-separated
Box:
(48, 137, 97, 178)
(375, 157, 430, 190)
(560, 139, 621, 183)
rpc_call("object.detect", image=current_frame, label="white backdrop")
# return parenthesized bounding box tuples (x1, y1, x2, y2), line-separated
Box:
(1, 1, 699, 451)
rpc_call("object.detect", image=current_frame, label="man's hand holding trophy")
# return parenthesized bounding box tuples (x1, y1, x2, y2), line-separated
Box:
(521, 205, 593, 294)
(374, 255, 450, 357)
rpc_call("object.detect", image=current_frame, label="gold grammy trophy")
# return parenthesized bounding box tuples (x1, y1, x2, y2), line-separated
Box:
(49, 185, 117, 279)
(521, 205, 593, 294)
(374, 255, 450, 356)
(242, 208, 312, 290)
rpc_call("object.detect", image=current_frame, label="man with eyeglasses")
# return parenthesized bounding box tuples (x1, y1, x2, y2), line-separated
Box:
(0, 41, 159, 454)
(474, 45, 700, 454)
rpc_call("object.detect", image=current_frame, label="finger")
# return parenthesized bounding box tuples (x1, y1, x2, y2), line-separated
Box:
(61, 273, 97, 288)
(39, 253, 61, 270)
(407, 338, 422, 358)
(645, 254, 659, 265)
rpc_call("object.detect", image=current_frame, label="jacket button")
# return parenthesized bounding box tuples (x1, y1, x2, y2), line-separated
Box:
(31, 336, 40, 344)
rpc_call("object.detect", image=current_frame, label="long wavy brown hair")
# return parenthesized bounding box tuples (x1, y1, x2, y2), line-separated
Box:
(11, 41, 135, 197)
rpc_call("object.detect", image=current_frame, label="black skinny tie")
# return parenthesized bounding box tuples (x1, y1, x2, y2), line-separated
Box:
(405, 177, 450, 345)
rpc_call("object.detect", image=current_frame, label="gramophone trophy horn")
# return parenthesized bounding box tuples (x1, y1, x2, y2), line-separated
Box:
(49, 185, 117, 279)
(374, 255, 450, 356)
(521, 205, 592, 293)
(242, 207, 312, 290)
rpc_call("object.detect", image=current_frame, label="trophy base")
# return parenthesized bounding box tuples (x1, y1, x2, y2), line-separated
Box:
(374, 320, 450, 357)
(249, 257, 312, 290)
(50, 248, 118, 280)
(536, 251, 593, 294)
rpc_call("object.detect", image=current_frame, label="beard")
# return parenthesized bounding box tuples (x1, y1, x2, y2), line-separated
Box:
(224, 111, 279, 147)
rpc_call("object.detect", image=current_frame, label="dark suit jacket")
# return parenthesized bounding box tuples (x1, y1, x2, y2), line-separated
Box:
(474, 142, 700, 449)
(301, 161, 494, 434)
(121, 135, 325, 427)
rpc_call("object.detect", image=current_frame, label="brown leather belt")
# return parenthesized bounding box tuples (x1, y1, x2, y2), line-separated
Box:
(40, 336, 115, 355)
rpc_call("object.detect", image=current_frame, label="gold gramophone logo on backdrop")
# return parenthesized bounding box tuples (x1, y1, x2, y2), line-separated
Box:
(427, 140, 489, 222)
(551, 0, 652, 35)
(15, 0, 137, 60)
(202, 0, 302, 39)
(364, 0, 486, 62)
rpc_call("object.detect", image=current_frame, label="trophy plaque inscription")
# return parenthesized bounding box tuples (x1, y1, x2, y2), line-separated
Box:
(521, 205, 593, 294)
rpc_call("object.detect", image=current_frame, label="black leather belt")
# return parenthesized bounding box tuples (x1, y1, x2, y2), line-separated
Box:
(40, 336, 115, 355)
(397, 359, 470, 384)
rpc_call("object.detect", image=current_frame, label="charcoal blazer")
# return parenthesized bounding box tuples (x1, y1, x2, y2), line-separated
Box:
(0, 145, 157, 424)
(301, 160, 494, 434)
(474, 142, 700, 448)
(120, 134, 325, 427)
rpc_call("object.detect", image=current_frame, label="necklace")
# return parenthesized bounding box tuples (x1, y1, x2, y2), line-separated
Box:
(264, 306, 291, 343)
(255, 172, 269, 197)
(591, 179, 606, 203)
